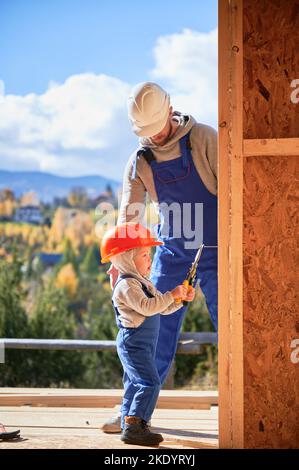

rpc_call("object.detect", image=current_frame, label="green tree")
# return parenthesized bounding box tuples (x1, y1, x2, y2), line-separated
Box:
(175, 294, 218, 389)
(79, 275, 122, 388)
(80, 244, 100, 276)
(28, 281, 84, 387)
(58, 238, 78, 272)
(0, 257, 29, 385)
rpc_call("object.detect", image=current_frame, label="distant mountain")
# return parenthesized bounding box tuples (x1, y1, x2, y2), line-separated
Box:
(0, 170, 121, 202)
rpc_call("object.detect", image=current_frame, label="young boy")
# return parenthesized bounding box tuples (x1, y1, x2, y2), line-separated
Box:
(100, 222, 195, 447)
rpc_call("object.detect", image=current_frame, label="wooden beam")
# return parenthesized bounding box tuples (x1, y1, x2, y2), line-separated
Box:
(218, 0, 244, 449)
(230, 0, 244, 449)
(243, 138, 299, 156)
(218, 0, 232, 449)
(0, 388, 218, 409)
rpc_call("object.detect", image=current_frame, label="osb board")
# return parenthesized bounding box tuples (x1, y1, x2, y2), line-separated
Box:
(243, 0, 299, 139)
(243, 155, 299, 448)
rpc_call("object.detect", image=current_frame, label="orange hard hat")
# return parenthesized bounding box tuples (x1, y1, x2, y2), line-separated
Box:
(100, 222, 163, 263)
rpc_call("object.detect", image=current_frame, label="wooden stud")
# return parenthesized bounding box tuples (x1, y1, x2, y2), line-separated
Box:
(244, 138, 299, 157)
(218, 0, 244, 449)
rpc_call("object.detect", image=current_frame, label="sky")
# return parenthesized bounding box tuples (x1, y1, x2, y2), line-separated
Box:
(0, 0, 218, 180)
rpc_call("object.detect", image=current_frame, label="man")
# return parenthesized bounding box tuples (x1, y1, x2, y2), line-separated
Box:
(102, 82, 217, 433)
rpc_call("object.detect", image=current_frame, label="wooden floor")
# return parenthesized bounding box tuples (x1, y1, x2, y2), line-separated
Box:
(0, 389, 218, 449)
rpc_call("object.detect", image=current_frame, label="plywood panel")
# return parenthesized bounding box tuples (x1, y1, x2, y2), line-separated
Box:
(243, 0, 299, 139)
(243, 155, 299, 448)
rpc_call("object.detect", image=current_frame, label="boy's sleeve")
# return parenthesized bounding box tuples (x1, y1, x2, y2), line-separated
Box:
(118, 282, 176, 317)
(160, 300, 184, 315)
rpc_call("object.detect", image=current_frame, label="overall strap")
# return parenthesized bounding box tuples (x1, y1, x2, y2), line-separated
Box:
(132, 147, 156, 180)
(113, 273, 154, 298)
(179, 131, 192, 168)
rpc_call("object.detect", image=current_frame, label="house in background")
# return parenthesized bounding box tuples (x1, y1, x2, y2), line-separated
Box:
(14, 191, 43, 225)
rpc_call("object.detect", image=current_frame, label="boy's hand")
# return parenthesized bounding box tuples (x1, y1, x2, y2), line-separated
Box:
(184, 286, 195, 302)
(171, 284, 188, 301)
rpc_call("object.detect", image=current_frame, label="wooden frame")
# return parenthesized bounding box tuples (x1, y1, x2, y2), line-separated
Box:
(218, 0, 244, 448)
(218, 0, 299, 448)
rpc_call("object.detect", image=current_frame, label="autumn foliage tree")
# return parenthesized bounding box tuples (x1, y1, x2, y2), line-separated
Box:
(55, 263, 79, 297)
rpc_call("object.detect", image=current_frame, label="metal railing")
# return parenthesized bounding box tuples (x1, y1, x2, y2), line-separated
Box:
(2, 332, 217, 355)
(1, 333, 217, 388)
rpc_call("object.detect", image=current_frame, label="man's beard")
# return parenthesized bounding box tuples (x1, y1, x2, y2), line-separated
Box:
(152, 121, 174, 146)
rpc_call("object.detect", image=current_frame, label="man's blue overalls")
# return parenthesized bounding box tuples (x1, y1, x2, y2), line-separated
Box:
(136, 130, 218, 384)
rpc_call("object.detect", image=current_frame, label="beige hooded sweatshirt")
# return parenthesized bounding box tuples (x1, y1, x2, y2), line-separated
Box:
(118, 112, 217, 225)
(111, 248, 183, 328)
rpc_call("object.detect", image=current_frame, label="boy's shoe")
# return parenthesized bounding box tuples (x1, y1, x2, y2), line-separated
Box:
(101, 413, 152, 434)
(121, 416, 163, 447)
(101, 413, 122, 433)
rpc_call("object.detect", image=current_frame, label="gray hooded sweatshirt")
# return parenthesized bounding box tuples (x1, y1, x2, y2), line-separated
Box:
(118, 112, 217, 225)
(111, 248, 183, 328)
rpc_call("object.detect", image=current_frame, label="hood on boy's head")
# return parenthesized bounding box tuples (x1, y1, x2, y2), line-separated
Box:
(110, 248, 141, 278)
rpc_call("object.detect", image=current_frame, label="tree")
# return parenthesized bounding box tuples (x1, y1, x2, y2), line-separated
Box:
(28, 281, 84, 387)
(80, 243, 100, 276)
(68, 187, 88, 209)
(78, 275, 123, 388)
(0, 258, 29, 386)
(56, 263, 79, 297)
(175, 291, 218, 389)
(59, 238, 78, 271)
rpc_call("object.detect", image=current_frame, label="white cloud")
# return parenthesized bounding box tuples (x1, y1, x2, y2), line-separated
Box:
(0, 73, 136, 179)
(151, 28, 218, 128)
(0, 28, 217, 179)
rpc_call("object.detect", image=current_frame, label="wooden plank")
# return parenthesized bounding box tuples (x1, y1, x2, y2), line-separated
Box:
(0, 406, 218, 420)
(0, 405, 219, 449)
(218, 0, 244, 449)
(0, 388, 218, 409)
(244, 138, 299, 156)
(0, 412, 218, 430)
(0, 427, 218, 449)
(0, 396, 211, 410)
(0, 388, 218, 398)
(230, 0, 244, 450)
(218, 0, 232, 449)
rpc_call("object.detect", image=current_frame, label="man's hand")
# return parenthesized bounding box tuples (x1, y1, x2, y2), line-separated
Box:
(107, 264, 119, 290)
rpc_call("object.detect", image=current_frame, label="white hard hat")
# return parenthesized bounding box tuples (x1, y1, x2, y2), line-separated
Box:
(127, 82, 170, 137)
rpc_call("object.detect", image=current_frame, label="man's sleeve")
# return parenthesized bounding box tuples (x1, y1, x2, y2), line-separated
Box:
(117, 153, 147, 225)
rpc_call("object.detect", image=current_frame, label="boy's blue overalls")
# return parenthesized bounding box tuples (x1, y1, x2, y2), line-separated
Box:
(112, 274, 161, 428)
(134, 130, 218, 384)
